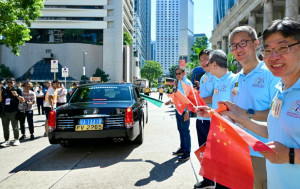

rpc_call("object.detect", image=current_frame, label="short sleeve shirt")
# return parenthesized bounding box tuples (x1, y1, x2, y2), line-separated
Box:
(22, 90, 36, 110)
(44, 87, 57, 108)
(232, 62, 281, 157)
(1, 87, 22, 112)
(198, 72, 217, 120)
(212, 72, 237, 109)
(266, 78, 300, 189)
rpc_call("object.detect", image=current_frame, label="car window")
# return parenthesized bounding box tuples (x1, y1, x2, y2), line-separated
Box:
(70, 85, 132, 103)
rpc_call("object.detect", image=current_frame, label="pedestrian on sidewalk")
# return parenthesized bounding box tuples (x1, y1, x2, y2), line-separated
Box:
(19, 81, 36, 140)
(158, 87, 164, 101)
(35, 85, 44, 115)
(56, 83, 67, 107)
(43, 79, 59, 137)
(0, 77, 23, 147)
(165, 67, 192, 161)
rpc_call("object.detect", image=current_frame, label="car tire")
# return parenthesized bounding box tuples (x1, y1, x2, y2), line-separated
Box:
(134, 116, 144, 144)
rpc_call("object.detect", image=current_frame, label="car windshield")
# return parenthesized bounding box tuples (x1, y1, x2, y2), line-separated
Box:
(70, 85, 132, 103)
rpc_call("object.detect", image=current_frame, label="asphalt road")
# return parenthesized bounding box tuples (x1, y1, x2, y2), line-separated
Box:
(0, 93, 203, 189)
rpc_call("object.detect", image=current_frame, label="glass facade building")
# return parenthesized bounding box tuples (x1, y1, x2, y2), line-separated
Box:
(213, 0, 236, 28)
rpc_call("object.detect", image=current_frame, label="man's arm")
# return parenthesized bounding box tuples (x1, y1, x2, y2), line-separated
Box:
(202, 95, 212, 104)
(221, 101, 268, 138)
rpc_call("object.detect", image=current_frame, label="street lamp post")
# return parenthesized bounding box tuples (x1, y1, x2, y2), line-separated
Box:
(83, 50, 87, 77)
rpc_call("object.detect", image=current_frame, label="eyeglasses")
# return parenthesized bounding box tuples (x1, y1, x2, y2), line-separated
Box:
(229, 39, 255, 51)
(175, 72, 182, 75)
(261, 41, 300, 57)
(7, 81, 13, 84)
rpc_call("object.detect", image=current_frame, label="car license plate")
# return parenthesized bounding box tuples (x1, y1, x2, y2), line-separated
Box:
(75, 118, 103, 131)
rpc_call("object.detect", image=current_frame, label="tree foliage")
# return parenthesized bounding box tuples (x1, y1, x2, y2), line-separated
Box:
(140, 61, 163, 84)
(123, 32, 132, 46)
(0, 64, 14, 80)
(227, 53, 238, 72)
(168, 65, 178, 79)
(190, 36, 208, 63)
(0, 0, 44, 55)
(92, 67, 110, 82)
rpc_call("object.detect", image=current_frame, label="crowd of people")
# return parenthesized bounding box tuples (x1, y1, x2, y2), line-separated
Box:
(165, 18, 300, 189)
(0, 79, 78, 147)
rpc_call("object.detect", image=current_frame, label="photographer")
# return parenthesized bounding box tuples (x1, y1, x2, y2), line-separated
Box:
(19, 81, 36, 140)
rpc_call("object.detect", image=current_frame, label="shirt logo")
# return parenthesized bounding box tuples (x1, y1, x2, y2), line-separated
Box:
(286, 100, 300, 119)
(219, 84, 227, 92)
(252, 77, 265, 88)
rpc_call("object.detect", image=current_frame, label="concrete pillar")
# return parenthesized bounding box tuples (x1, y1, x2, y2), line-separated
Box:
(222, 37, 228, 54)
(286, 0, 299, 19)
(263, 0, 273, 30)
(248, 12, 257, 29)
(216, 42, 222, 50)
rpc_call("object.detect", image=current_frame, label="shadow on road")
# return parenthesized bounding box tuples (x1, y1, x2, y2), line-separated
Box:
(134, 157, 184, 186)
(9, 140, 139, 173)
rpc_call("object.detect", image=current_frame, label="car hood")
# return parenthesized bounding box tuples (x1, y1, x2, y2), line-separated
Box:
(56, 101, 134, 117)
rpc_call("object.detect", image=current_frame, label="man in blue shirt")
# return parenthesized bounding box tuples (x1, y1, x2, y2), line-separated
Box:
(226, 26, 280, 189)
(194, 49, 218, 189)
(223, 18, 300, 189)
(165, 67, 193, 161)
(206, 50, 237, 110)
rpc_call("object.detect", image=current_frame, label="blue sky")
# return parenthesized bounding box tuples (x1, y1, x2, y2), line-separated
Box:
(151, 0, 213, 41)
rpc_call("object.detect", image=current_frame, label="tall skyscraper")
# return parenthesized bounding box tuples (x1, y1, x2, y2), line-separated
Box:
(156, 0, 194, 74)
(213, 0, 236, 28)
(133, 0, 152, 68)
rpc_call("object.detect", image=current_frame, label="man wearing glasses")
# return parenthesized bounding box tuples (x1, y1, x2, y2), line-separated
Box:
(0, 77, 23, 147)
(222, 18, 300, 188)
(225, 26, 280, 189)
(165, 67, 193, 161)
(194, 49, 217, 189)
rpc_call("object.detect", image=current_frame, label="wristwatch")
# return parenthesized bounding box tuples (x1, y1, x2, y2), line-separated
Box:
(247, 108, 255, 119)
(289, 148, 295, 164)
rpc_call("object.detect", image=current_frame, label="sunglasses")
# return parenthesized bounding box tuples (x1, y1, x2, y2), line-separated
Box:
(7, 81, 13, 84)
(175, 72, 183, 75)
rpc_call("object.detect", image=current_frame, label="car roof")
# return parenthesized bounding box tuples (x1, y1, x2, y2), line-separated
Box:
(78, 82, 133, 87)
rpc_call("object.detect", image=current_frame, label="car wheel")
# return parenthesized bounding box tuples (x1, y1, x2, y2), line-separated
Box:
(134, 116, 144, 144)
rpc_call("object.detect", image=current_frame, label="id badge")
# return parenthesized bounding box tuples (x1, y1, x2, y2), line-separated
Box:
(214, 88, 219, 95)
(272, 98, 282, 119)
(203, 76, 208, 83)
(5, 98, 11, 105)
(231, 87, 238, 97)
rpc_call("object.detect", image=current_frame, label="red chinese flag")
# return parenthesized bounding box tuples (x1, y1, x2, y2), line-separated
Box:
(194, 144, 206, 165)
(172, 90, 190, 115)
(200, 112, 254, 189)
(181, 82, 206, 112)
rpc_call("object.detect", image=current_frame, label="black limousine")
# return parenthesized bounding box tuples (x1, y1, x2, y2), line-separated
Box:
(48, 83, 148, 146)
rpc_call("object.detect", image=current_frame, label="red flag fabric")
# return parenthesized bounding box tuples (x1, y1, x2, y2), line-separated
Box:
(200, 112, 254, 189)
(172, 90, 190, 115)
(194, 143, 206, 165)
(181, 82, 207, 113)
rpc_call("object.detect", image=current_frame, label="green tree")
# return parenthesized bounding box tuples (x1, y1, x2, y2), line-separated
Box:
(190, 36, 208, 63)
(168, 65, 178, 79)
(0, 0, 44, 55)
(185, 60, 199, 71)
(227, 52, 238, 72)
(0, 64, 14, 80)
(123, 32, 132, 46)
(140, 61, 163, 85)
(92, 67, 110, 82)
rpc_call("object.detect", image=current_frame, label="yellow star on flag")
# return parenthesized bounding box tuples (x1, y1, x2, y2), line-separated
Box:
(218, 123, 225, 133)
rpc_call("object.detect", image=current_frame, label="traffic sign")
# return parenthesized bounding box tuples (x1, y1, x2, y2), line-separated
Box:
(62, 67, 69, 77)
(90, 77, 101, 81)
(51, 60, 58, 73)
